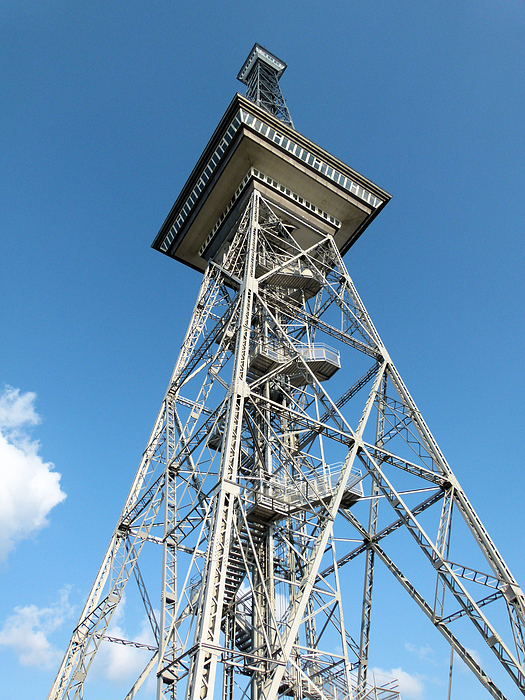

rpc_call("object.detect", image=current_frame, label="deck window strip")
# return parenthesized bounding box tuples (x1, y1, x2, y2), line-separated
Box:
(160, 111, 244, 251)
(239, 109, 383, 209)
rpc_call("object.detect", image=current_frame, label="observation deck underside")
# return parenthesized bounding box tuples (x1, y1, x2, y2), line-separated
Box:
(152, 94, 391, 272)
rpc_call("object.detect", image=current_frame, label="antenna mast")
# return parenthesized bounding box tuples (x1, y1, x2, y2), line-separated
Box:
(238, 43, 294, 127)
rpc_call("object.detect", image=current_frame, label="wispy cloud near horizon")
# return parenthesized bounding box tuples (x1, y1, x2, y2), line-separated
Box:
(0, 587, 73, 669)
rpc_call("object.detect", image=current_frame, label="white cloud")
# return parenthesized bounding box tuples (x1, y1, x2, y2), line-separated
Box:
(90, 598, 156, 685)
(405, 642, 433, 660)
(371, 666, 425, 700)
(100, 618, 154, 683)
(0, 385, 66, 560)
(0, 588, 73, 669)
(0, 386, 40, 430)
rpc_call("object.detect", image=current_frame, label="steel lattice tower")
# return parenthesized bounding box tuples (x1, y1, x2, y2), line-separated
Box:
(49, 45, 525, 700)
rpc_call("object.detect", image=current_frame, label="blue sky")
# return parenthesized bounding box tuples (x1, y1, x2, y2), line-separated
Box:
(1, 2, 525, 699)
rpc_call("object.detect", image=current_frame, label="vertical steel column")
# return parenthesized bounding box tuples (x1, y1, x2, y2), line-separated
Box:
(356, 371, 386, 699)
(184, 192, 260, 700)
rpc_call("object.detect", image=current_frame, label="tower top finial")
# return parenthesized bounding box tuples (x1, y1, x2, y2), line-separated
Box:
(237, 43, 294, 128)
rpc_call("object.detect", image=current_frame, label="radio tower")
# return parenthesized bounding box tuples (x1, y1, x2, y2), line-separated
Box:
(49, 45, 525, 700)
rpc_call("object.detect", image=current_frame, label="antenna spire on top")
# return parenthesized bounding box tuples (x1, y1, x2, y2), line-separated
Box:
(237, 43, 294, 128)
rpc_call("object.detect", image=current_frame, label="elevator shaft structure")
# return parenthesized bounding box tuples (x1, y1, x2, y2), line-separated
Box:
(49, 46, 525, 700)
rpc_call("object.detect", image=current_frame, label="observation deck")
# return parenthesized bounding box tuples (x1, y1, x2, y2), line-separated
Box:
(152, 94, 391, 272)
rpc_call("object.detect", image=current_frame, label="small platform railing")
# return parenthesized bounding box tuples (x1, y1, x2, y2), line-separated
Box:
(248, 340, 340, 382)
(294, 342, 340, 367)
(245, 463, 363, 520)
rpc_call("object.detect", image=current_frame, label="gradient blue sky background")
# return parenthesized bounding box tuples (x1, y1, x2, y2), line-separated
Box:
(1, 2, 525, 699)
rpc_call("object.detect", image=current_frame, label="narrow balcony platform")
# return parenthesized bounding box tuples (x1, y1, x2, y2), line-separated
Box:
(249, 342, 340, 384)
(246, 464, 363, 522)
(256, 255, 323, 298)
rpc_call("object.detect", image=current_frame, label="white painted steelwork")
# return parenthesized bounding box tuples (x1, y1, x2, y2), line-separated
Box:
(48, 46, 525, 700)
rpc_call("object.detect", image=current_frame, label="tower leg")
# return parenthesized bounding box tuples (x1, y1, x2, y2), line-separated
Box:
(50, 188, 525, 700)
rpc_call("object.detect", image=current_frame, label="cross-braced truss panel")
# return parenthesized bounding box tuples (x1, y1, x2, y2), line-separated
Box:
(49, 191, 525, 700)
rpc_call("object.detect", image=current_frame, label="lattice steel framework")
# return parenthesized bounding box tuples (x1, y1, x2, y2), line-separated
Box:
(237, 43, 293, 127)
(48, 48, 525, 700)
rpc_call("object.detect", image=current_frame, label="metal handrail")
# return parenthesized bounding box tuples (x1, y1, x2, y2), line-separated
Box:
(245, 463, 363, 508)
(250, 340, 340, 366)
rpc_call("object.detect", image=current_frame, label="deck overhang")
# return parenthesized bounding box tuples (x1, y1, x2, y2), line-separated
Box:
(152, 93, 391, 272)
